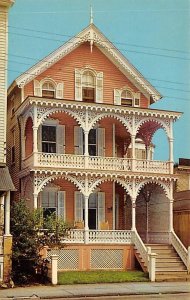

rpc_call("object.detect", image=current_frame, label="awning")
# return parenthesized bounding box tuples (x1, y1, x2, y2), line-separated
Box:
(0, 166, 16, 192)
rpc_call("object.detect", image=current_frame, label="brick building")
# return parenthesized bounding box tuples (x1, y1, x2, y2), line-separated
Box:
(7, 20, 189, 280)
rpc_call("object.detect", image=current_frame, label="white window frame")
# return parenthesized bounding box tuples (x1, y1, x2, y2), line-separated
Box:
(75, 68, 103, 103)
(41, 187, 66, 220)
(114, 87, 140, 107)
(34, 78, 64, 99)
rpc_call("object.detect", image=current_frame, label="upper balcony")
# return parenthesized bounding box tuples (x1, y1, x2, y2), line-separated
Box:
(17, 97, 182, 176)
(22, 152, 171, 175)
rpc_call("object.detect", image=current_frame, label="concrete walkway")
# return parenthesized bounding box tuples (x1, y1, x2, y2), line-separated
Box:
(1, 282, 190, 299)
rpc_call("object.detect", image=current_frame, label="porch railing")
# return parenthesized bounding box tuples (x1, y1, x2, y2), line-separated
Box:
(170, 231, 189, 272)
(132, 230, 149, 270)
(22, 152, 171, 174)
(62, 229, 132, 244)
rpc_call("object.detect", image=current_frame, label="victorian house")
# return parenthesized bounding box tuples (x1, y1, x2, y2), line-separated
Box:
(0, 0, 15, 282)
(7, 20, 190, 280)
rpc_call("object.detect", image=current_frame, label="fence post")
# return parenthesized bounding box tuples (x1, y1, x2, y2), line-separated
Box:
(149, 252, 157, 282)
(187, 246, 190, 274)
(51, 254, 58, 285)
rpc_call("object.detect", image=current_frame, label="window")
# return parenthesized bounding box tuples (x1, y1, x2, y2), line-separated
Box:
(121, 90, 133, 106)
(42, 125, 56, 153)
(82, 71, 95, 102)
(11, 129, 15, 164)
(75, 68, 103, 103)
(10, 94, 15, 117)
(88, 129, 97, 155)
(41, 189, 65, 220)
(42, 82, 55, 98)
(114, 88, 140, 107)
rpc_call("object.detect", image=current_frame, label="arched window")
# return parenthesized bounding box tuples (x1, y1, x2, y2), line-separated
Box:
(75, 68, 103, 103)
(42, 81, 56, 98)
(121, 90, 133, 107)
(82, 70, 96, 102)
(114, 88, 140, 107)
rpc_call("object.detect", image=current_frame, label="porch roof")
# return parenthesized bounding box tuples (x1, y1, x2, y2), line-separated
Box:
(0, 166, 16, 192)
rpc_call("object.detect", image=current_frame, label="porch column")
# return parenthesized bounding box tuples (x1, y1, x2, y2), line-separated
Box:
(84, 195, 89, 244)
(169, 199, 174, 232)
(0, 195, 4, 235)
(169, 138, 174, 174)
(84, 130, 89, 169)
(4, 191, 11, 236)
(131, 197, 136, 231)
(131, 135, 136, 171)
(33, 193, 38, 209)
(33, 126, 38, 153)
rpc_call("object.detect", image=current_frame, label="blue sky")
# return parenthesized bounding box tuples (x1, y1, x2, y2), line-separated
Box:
(8, 0, 190, 162)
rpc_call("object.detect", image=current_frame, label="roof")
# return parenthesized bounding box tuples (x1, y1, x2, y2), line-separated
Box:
(0, 166, 16, 191)
(8, 23, 162, 103)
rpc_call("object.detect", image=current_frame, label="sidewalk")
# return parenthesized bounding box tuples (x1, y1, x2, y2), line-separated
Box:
(1, 282, 190, 299)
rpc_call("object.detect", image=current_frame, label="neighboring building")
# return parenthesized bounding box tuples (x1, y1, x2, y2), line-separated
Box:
(0, 0, 16, 282)
(7, 20, 189, 280)
(174, 158, 190, 248)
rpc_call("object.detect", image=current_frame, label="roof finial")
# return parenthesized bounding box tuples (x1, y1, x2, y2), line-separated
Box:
(90, 5, 93, 24)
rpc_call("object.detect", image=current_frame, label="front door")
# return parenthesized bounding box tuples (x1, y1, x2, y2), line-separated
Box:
(88, 208, 96, 229)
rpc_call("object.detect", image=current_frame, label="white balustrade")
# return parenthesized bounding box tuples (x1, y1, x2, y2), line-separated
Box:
(170, 231, 188, 268)
(89, 230, 132, 244)
(22, 152, 170, 174)
(132, 231, 149, 270)
(135, 159, 170, 174)
(140, 232, 170, 244)
(62, 229, 132, 244)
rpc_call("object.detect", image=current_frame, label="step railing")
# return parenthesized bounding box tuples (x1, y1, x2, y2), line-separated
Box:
(132, 231, 157, 281)
(170, 231, 189, 272)
(132, 230, 149, 271)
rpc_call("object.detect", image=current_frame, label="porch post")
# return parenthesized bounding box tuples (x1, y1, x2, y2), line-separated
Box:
(84, 195, 89, 244)
(131, 135, 136, 171)
(112, 124, 115, 157)
(169, 198, 174, 232)
(33, 105, 38, 153)
(112, 182, 115, 230)
(169, 138, 174, 174)
(84, 130, 89, 169)
(4, 191, 11, 236)
(33, 127, 38, 153)
(33, 193, 38, 209)
(131, 197, 136, 231)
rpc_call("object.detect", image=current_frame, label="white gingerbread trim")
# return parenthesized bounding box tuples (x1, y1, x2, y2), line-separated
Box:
(8, 24, 162, 102)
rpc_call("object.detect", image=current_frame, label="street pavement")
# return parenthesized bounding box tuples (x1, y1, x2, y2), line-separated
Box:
(0, 281, 190, 299)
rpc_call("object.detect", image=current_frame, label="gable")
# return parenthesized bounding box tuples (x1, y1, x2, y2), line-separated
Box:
(24, 43, 149, 107)
(9, 24, 161, 103)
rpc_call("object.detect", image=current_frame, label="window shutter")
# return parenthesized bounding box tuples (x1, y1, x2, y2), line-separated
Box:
(34, 80, 42, 97)
(98, 192, 105, 228)
(75, 69, 82, 101)
(37, 125, 42, 152)
(97, 127, 105, 156)
(114, 89, 121, 105)
(96, 72, 103, 103)
(75, 192, 83, 222)
(58, 191, 65, 219)
(134, 92, 140, 107)
(57, 125, 65, 154)
(56, 82, 64, 99)
(74, 126, 83, 155)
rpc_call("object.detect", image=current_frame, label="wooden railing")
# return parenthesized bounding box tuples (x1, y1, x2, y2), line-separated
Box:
(170, 231, 189, 270)
(62, 229, 132, 244)
(22, 152, 171, 174)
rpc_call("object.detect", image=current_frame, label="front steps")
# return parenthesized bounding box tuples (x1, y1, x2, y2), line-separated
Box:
(134, 244, 190, 282)
(146, 244, 190, 282)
